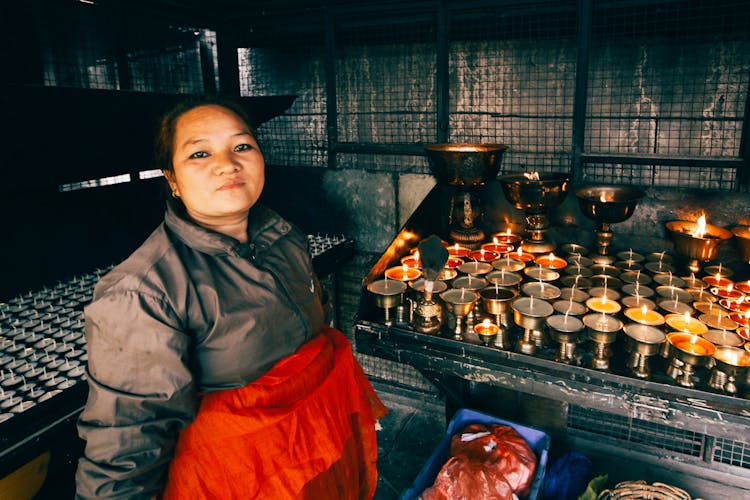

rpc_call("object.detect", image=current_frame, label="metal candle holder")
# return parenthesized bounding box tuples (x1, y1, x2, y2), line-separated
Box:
(479, 287, 518, 350)
(665, 220, 733, 274)
(367, 279, 407, 326)
(441, 288, 479, 341)
(732, 226, 750, 263)
(546, 314, 584, 365)
(512, 296, 554, 355)
(708, 346, 750, 395)
(623, 324, 666, 379)
(665, 332, 717, 388)
(423, 143, 508, 247)
(575, 185, 645, 264)
(499, 172, 570, 254)
(583, 313, 623, 371)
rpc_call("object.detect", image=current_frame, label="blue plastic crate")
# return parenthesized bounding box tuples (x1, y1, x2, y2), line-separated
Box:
(400, 408, 551, 500)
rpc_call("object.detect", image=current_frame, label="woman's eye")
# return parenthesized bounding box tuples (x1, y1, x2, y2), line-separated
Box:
(235, 143, 253, 152)
(188, 151, 209, 159)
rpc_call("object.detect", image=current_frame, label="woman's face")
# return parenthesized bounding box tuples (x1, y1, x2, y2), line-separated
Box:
(165, 104, 265, 227)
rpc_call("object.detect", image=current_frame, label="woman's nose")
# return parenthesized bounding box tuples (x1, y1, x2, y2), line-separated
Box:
(213, 154, 242, 174)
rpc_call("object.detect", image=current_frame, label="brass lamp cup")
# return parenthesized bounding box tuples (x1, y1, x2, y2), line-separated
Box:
(732, 226, 750, 263)
(441, 288, 479, 341)
(512, 297, 554, 355)
(583, 313, 623, 371)
(624, 324, 666, 378)
(709, 346, 750, 394)
(667, 332, 717, 366)
(480, 287, 517, 317)
(665, 220, 733, 274)
(575, 185, 644, 257)
(424, 143, 509, 247)
(479, 287, 517, 349)
(367, 279, 407, 326)
(499, 172, 570, 254)
(423, 143, 508, 187)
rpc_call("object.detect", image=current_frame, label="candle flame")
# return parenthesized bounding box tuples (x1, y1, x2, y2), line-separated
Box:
(402, 264, 409, 275)
(684, 311, 690, 325)
(506, 228, 512, 236)
(493, 236, 499, 245)
(414, 250, 420, 260)
(517, 247, 523, 257)
(691, 214, 707, 238)
(641, 305, 648, 316)
(454, 243, 460, 250)
(690, 334, 698, 345)
(600, 193, 607, 203)
(727, 283, 733, 293)
(483, 318, 491, 328)
(547, 252, 555, 261)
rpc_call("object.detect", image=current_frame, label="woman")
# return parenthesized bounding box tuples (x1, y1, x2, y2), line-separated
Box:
(76, 98, 386, 499)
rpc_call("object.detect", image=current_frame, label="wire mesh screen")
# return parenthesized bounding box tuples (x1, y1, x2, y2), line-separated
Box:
(567, 404, 705, 457)
(581, 161, 737, 188)
(449, 1, 578, 175)
(35, 2, 207, 94)
(583, 0, 750, 188)
(334, 15, 437, 171)
(238, 30, 328, 168)
(714, 437, 750, 469)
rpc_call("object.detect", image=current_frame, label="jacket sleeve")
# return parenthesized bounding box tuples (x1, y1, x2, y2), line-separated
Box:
(76, 290, 197, 500)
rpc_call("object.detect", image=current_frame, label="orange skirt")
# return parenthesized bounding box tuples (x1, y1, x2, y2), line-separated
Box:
(162, 326, 387, 500)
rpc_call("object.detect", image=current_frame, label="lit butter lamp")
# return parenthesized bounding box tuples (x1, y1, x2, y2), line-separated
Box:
(665, 312, 708, 336)
(666, 214, 733, 274)
(384, 263, 421, 282)
(479, 286, 517, 350)
(708, 346, 750, 395)
(474, 318, 500, 347)
(482, 237, 514, 254)
(534, 252, 567, 270)
(624, 306, 665, 327)
(665, 332, 717, 388)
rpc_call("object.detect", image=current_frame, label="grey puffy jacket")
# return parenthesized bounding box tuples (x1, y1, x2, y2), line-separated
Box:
(75, 199, 325, 499)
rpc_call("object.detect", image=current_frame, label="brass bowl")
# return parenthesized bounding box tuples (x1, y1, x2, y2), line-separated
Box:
(732, 226, 750, 262)
(499, 172, 570, 214)
(423, 143, 508, 187)
(575, 185, 645, 224)
(666, 220, 732, 262)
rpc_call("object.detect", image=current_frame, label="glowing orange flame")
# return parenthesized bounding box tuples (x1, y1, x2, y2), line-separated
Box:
(523, 171, 540, 181)
(692, 214, 707, 238)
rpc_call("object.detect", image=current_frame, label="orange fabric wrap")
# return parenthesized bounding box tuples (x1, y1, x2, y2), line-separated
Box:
(162, 326, 387, 499)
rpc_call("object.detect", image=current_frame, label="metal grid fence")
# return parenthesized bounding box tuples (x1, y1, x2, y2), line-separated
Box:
(583, 0, 750, 188)
(21, 1, 749, 189)
(448, 1, 578, 175)
(238, 29, 328, 168)
(567, 404, 705, 458)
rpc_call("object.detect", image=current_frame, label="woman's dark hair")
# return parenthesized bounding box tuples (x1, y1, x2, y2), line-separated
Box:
(155, 96, 260, 173)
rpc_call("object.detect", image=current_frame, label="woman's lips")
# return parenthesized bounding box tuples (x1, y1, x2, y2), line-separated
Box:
(218, 179, 245, 190)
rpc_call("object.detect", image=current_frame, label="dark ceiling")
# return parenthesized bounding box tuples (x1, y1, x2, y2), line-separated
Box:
(95, 0, 416, 28)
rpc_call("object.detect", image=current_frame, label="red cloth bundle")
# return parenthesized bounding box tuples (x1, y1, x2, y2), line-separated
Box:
(162, 326, 387, 500)
(422, 423, 537, 500)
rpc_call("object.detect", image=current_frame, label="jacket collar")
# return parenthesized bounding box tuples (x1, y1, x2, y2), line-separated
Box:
(164, 197, 291, 257)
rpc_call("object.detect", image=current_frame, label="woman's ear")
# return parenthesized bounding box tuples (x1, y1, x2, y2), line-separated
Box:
(163, 170, 179, 197)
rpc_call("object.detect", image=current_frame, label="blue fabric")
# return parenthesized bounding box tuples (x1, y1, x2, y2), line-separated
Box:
(543, 451, 593, 500)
